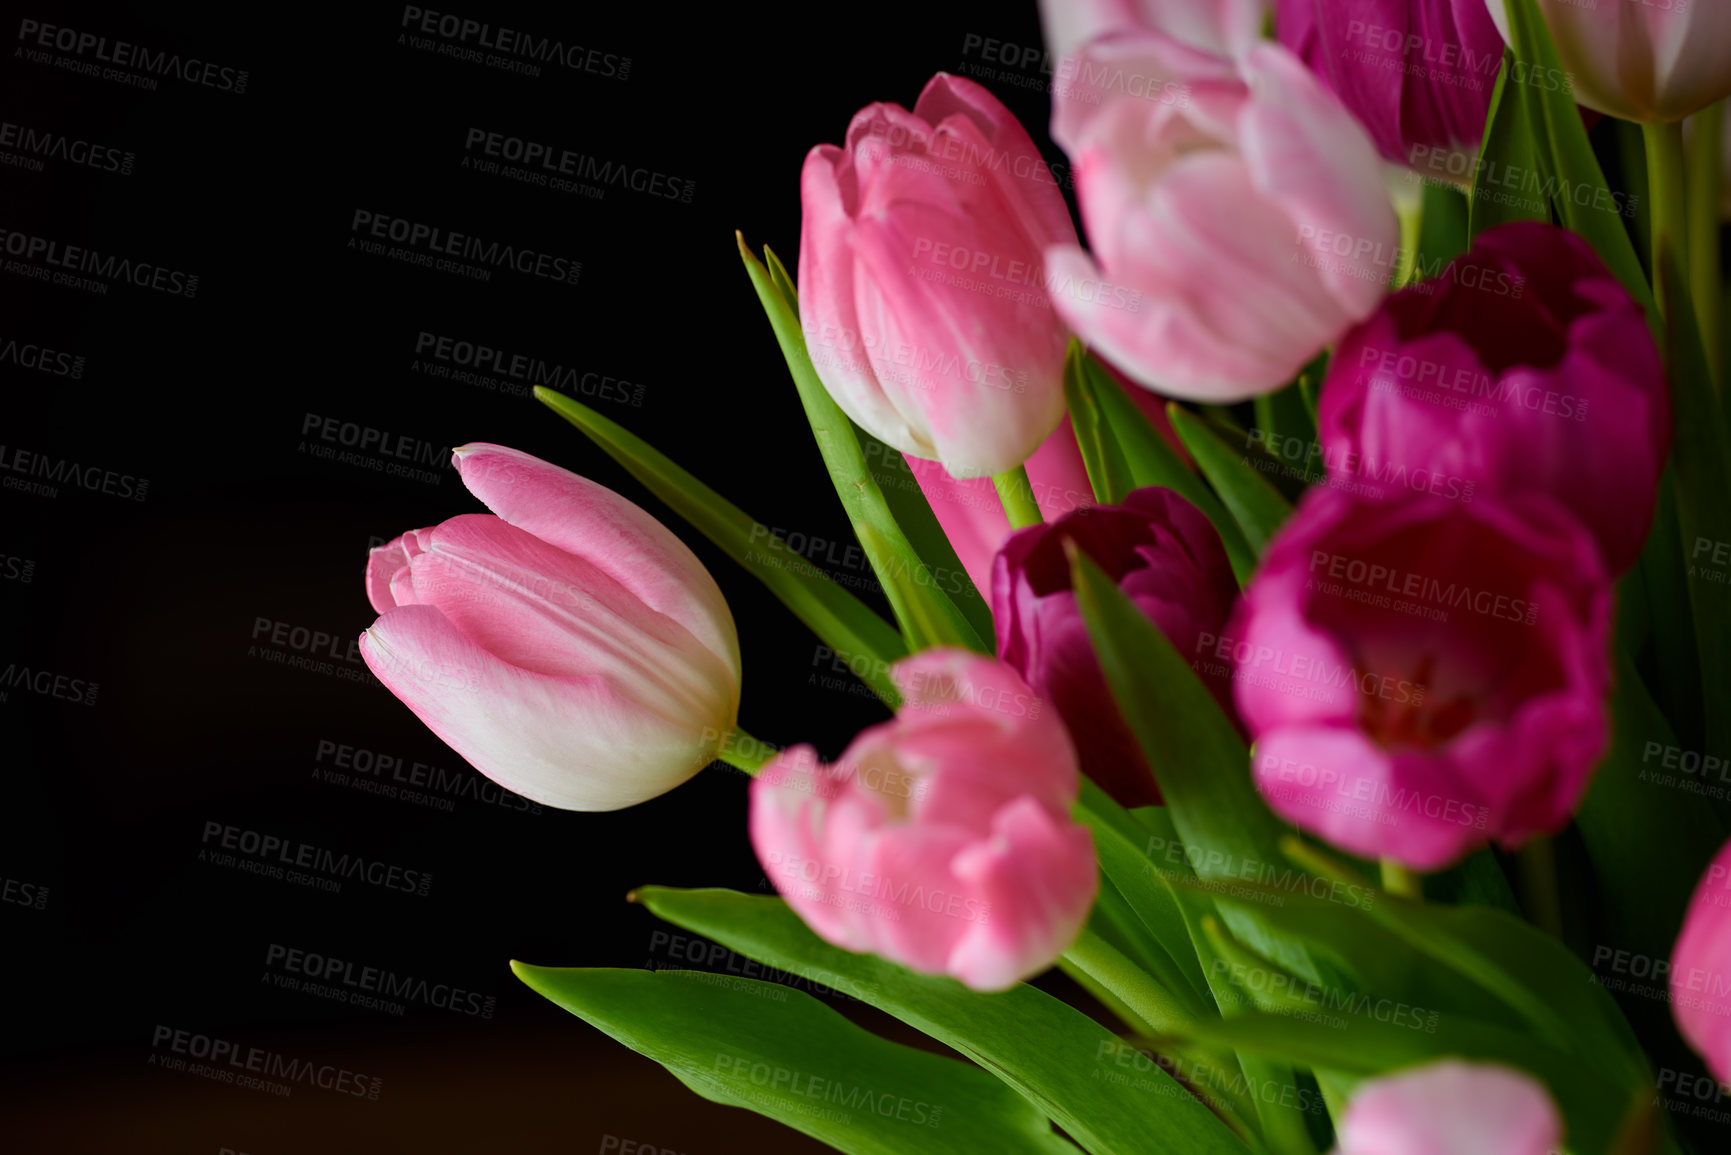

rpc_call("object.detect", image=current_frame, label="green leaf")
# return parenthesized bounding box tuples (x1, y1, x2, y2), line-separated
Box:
(1415, 180, 1470, 273)
(628, 888, 1249, 1155)
(1251, 383, 1318, 486)
(1079, 351, 1258, 582)
(513, 963, 1072, 1155)
(852, 426, 997, 647)
(1064, 341, 1135, 506)
(1166, 405, 1293, 558)
(534, 387, 906, 706)
(738, 236, 987, 655)
(1500, 0, 1656, 322)
(1469, 49, 1550, 238)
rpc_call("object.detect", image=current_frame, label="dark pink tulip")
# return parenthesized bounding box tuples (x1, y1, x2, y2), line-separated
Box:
(993, 486, 1240, 809)
(1227, 486, 1612, 870)
(1278, 0, 1505, 169)
(1672, 838, 1731, 1085)
(1317, 221, 1668, 575)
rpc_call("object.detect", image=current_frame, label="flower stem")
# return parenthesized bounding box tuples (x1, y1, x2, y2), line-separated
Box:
(1379, 859, 1422, 901)
(1062, 926, 1195, 1035)
(993, 465, 1044, 529)
(1518, 837, 1565, 940)
(714, 725, 776, 776)
(1687, 100, 1725, 387)
(1644, 119, 1691, 331)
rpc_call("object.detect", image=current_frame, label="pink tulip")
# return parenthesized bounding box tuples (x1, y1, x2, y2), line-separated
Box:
(360, 444, 742, 812)
(1672, 838, 1731, 1085)
(1037, 0, 1271, 60)
(750, 650, 1097, 991)
(1484, 0, 1731, 123)
(798, 73, 1078, 479)
(1317, 221, 1668, 575)
(1334, 1060, 1564, 1155)
(994, 486, 1240, 809)
(1227, 487, 1612, 870)
(904, 373, 1185, 597)
(1278, 0, 1506, 168)
(1045, 35, 1398, 401)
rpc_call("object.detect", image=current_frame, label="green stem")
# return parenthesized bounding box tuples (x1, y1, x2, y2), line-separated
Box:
(1394, 183, 1424, 288)
(1062, 926, 1196, 1035)
(1379, 859, 1422, 901)
(1687, 100, 1725, 388)
(713, 725, 776, 775)
(1644, 119, 1691, 331)
(1518, 837, 1565, 940)
(992, 465, 1044, 529)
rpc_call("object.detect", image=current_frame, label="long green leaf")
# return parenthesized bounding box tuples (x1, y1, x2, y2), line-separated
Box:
(535, 387, 905, 705)
(1166, 405, 1293, 557)
(1064, 341, 1135, 505)
(1501, 0, 1656, 321)
(513, 963, 1072, 1154)
(1079, 352, 1257, 582)
(1469, 49, 1550, 238)
(629, 888, 1248, 1155)
(739, 238, 987, 655)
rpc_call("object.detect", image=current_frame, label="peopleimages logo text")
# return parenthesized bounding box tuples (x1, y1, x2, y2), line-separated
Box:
(17, 20, 249, 92)
(0, 228, 197, 296)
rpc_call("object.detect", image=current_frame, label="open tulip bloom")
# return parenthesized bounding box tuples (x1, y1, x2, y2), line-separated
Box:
(357, 5, 1731, 1153)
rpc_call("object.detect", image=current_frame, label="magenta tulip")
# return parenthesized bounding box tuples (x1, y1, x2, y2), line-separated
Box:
(1037, 0, 1271, 60)
(750, 650, 1097, 991)
(1672, 838, 1731, 1085)
(1318, 221, 1668, 575)
(1277, 0, 1505, 169)
(1334, 1060, 1564, 1155)
(994, 486, 1240, 809)
(1485, 0, 1731, 123)
(1045, 35, 1397, 401)
(361, 444, 742, 812)
(1227, 487, 1612, 870)
(798, 73, 1078, 479)
(906, 375, 1185, 597)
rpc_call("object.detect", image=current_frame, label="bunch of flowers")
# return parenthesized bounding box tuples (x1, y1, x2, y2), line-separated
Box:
(358, 1, 1731, 1151)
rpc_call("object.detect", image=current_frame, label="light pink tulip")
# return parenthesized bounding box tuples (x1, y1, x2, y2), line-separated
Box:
(1484, 0, 1731, 123)
(1334, 1060, 1563, 1155)
(903, 374, 1185, 596)
(750, 650, 1097, 991)
(799, 73, 1078, 479)
(1037, 0, 1271, 60)
(361, 444, 741, 812)
(1672, 838, 1731, 1085)
(1046, 36, 1398, 401)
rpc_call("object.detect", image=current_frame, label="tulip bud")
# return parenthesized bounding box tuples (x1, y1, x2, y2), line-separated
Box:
(750, 650, 1097, 991)
(798, 73, 1077, 479)
(1333, 1061, 1563, 1155)
(1229, 487, 1612, 871)
(1672, 837, 1731, 1085)
(1317, 221, 1669, 576)
(1277, 0, 1506, 171)
(360, 444, 742, 811)
(1046, 36, 1398, 401)
(993, 486, 1240, 808)
(1484, 0, 1731, 123)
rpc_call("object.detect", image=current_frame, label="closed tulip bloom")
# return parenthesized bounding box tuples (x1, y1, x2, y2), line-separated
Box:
(750, 650, 1096, 991)
(1277, 0, 1505, 169)
(1672, 838, 1731, 1084)
(1317, 221, 1668, 575)
(799, 73, 1078, 479)
(361, 444, 741, 812)
(1229, 487, 1612, 870)
(904, 374, 1184, 597)
(1046, 35, 1397, 401)
(1334, 1061, 1564, 1155)
(1037, 0, 1271, 60)
(1484, 0, 1731, 123)
(994, 487, 1240, 808)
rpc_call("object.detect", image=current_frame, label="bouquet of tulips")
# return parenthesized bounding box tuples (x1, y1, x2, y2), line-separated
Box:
(356, 1, 1731, 1151)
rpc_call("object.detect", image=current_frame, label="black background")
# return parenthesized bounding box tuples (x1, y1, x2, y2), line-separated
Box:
(0, 2, 1076, 1151)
